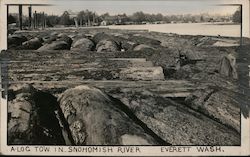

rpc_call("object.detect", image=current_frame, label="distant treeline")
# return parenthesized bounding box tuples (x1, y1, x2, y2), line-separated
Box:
(8, 8, 241, 27)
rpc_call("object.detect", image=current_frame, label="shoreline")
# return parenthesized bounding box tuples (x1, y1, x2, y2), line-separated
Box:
(11, 22, 241, 38)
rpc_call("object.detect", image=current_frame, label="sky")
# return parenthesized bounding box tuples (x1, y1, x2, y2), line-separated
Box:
(9, 0, 240, 16)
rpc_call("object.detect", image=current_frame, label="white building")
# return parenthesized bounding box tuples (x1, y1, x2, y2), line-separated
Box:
(100, 20, 107, 26)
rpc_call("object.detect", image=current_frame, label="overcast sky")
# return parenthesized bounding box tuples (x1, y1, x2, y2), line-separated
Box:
(9, 0, 240, 16)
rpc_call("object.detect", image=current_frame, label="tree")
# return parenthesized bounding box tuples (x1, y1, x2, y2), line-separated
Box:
(77, 11, 86, 26)
(232, 7, 241, 23)
(100, 13, 110, 20)
(120, 13, 130, 23)
(200, 15, 204, 22)
(35, 13, 45, 27)
(8, 14, 17, 24)
(155, 13, 164, 21)
(131, 11, 146, 23)
(84, 10, 94, 26)
(46, 15, 60, 27)
(59, 11, 71, 26)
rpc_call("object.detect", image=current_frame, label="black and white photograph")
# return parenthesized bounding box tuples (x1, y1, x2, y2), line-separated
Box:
(0, 0, 249, 156)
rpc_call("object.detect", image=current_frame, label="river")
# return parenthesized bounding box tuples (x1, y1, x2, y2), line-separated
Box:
(106, 23, 241, 37)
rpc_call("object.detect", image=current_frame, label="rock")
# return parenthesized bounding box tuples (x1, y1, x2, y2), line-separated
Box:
(58, 85, 160, 145)
(106, 87, 240, 145)
(38, 41, 71, 51)
(218, 54, 238, 79)
(133, 44, 155, 51)
(96, 40, 121, 52)
(21, 37, 43, 50)
(8, 34, 27, 48)
(185, 86, 241, 133)
(71, 38, 95, 51)
(7, 84, 65, 145)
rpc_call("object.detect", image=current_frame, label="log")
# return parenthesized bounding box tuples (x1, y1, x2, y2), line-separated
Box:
(185, 86, 242, 133)
(106, 86, 240, 145)
(7, 84, 65, 145)
(58, 85, 161, 145)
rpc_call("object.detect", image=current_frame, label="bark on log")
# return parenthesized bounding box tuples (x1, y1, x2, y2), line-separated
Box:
(7, 84, 65, 145)
(58, 85, 162, 145)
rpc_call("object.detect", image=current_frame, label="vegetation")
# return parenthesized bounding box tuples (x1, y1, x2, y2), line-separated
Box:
(59, 11, 72, 26)
(8, 15, 17, 24)
(232, 7, 241, 23)
(8, 10, 233, 27)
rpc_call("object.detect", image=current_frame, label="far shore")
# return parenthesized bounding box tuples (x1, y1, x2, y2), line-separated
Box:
(104, 22, 240, 37)
(13, 22, 241, 38)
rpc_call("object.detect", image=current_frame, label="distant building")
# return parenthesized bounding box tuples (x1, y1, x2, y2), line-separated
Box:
(153, 21, 161, 24)
(115, 14, 128, 25)
(100, 20, 108, 26)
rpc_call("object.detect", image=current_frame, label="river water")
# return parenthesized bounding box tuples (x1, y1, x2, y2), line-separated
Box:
(106, 23, 241, 37)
